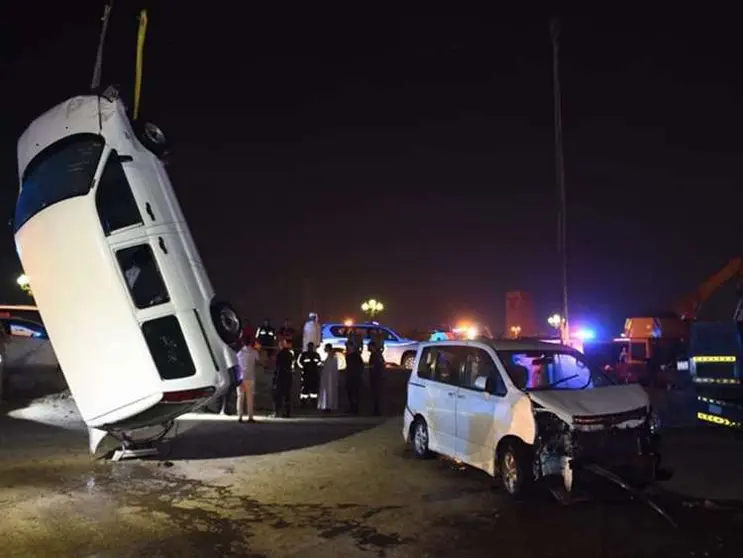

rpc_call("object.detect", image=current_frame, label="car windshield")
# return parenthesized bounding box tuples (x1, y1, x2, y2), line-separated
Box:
(14, 134, 104, 233)
(498, 349, 613, 391)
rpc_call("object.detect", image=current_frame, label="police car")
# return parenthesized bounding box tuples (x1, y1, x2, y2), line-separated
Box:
(318, 322, 419, 370)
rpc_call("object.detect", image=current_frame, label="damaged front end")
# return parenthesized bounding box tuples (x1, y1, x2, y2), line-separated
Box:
(532, 405, 661, 492)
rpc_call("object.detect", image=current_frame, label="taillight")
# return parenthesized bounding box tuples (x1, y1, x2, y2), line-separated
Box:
(161, 387, 215, 403)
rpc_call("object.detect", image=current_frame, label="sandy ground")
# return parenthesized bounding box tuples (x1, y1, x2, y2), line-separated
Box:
(2, 373, 743, 557)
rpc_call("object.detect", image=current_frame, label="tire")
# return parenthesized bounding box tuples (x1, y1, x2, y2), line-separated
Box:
(411, 417, 432, 459)
(401, 352, 416, 371)
(498, 440, 534, 498)
(134, 121, 169, 159)
(210, 300, 242, 345)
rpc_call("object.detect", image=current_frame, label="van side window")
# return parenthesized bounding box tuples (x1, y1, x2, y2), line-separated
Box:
(463, 348, 506, 395)
(116, 244, 170, 309)
(96, 150, 143, 236)
(416, 348, 435, 379)
(432, 347, 465, 385)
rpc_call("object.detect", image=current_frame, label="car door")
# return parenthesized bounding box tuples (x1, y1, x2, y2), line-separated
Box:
(455, 345, 509, 471)
(425, 345, 467, 457)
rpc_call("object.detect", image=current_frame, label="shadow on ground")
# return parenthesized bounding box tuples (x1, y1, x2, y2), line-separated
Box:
(163, 416, 388, 460)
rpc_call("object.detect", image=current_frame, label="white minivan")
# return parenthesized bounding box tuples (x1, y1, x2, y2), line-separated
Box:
(403, 339, 661, 498)
(13, 91, 241, 433)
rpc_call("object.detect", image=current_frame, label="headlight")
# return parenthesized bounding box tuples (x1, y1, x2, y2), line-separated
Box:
(648, 408, 661, 434)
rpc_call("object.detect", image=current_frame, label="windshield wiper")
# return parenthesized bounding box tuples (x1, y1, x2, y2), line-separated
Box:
(542, 374, 580, 389)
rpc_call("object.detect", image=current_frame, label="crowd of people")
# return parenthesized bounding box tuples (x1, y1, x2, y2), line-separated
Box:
(227, 313, 386, 422)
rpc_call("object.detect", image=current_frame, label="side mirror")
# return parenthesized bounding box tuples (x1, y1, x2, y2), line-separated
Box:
(474, 376, 489, 391)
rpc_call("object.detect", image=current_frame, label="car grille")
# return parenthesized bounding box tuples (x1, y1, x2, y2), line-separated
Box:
(572, 406, 647, 427)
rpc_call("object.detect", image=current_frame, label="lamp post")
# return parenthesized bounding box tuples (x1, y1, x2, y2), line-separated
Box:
(509, 325, 522, 339)
(16, 274, 32, 297)
(361, 299, 384, 319)
(547, 313, 566, 340)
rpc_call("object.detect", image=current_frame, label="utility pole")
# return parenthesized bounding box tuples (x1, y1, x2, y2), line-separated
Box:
(551, 18, 570, 344)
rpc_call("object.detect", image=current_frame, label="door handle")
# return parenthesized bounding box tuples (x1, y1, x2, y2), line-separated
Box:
(447, 391, 455, 397)
(158, 236, 168, 254)
(145, 202, 156, 221)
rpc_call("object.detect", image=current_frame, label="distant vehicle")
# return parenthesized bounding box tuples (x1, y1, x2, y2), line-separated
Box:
(13, 91, 241, 436)
(403, 339, 661, 498)
(318, 322, 419, 370)
(0, 306, 58, 372)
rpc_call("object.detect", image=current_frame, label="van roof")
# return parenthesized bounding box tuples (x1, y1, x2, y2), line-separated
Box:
(422, 338, 572, 352)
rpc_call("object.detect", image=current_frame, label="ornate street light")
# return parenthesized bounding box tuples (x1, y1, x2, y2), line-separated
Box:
(361, 299, 384, 319)
(509, 325, 522, 338)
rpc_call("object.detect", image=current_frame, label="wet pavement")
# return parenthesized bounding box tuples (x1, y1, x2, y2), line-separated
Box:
(2, 373, 743, 557)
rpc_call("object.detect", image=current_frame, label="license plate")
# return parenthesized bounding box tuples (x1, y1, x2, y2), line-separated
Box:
(708, 404, 722, 414)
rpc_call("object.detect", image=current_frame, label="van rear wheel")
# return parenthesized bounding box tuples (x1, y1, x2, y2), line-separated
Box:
(210, 300, 242, 345)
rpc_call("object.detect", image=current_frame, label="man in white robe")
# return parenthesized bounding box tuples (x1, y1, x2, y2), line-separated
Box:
(318, 343, 339, 411)
(302, 312, 321, 351)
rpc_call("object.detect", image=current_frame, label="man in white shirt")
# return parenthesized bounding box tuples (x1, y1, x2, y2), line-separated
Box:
(237, 337, 260, 423)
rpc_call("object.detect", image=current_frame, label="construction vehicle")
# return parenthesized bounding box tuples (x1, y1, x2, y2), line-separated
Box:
(593, 258, 743, 387)
(671, 258, 743, 429)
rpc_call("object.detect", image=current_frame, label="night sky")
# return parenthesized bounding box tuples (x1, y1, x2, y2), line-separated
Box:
(2, 5, 742, 336)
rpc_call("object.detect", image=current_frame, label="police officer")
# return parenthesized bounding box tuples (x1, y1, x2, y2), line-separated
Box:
(368, 340, 384, 416)
(256, 318, 277, 359)
(297, 341, 322, 406)
(273, 338, 295, 417)
(345, 343, 364, 415)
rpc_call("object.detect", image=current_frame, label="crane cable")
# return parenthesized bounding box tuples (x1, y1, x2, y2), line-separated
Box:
(90, 1, 114, 91)
(133, 9, 148, 121)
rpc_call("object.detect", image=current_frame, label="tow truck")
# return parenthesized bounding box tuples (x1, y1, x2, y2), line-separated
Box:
(672, 258, 743, 429)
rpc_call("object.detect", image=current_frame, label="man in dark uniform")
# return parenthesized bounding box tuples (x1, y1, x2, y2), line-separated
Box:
(297, 341, 322, 407)
(272, 338, 295, 417)
(345, 343, 364, 415)
(367, 340, 384, 416)
(256, 319, 277, 359)
(278, 319, 295, 347)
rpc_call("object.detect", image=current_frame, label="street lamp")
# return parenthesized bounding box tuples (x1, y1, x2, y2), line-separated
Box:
(547, 313, 563, 329)
(361, 299, 384, 319)
(16, 274, 32, 296)
(509, 325, 522, 338)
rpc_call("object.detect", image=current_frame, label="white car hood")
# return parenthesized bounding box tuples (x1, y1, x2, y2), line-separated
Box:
(527, 384, 649, 426)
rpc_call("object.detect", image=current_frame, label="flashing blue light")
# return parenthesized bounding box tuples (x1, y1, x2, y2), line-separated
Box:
(575, 328, 595, 341)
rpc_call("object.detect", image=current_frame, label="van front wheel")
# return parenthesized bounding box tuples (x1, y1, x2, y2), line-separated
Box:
(411, 418, 432, 459)
(498, 441, 534, 498)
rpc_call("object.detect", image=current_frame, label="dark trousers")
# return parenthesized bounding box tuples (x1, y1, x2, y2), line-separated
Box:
(346, 371, 361, 414)
(369, 369, 382, 415)
(273, 373, 292, 417)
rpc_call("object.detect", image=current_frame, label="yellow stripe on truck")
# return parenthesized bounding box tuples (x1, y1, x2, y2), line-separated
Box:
(692, 355, 736, 363)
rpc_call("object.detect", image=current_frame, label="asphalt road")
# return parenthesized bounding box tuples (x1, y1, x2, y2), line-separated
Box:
(1, 370, 743, 557)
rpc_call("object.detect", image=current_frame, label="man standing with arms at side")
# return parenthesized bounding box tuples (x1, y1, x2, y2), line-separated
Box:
(302, 312, 321, 351)
(237, 337, 260, 423)
(367, 340, 384, 416)
(345, 343, 364, 415)
(297, 341, 322, 407)
(272, 338, 295, 418)
(257, 318, 277, 359)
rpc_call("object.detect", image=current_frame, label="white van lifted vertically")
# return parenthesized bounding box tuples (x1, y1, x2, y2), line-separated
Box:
(403, 339, 662, 498)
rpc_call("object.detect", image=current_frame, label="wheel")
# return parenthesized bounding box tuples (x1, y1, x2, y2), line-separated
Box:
(134, 121, 169, 159)
(411, 417, 432, 458)
(401, 352, 416, 371)
(498, 441, 534, 498)
(209, 300, 242, 345)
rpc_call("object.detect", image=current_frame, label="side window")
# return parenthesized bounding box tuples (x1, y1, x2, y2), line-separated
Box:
(432, 347, 466, 385)
(463, 348, 506, 395)
(96, 150, 143, 236)
(329, 326, 347, 337)
(115, 244, 170, 309)
(416, 348, 434, 379)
